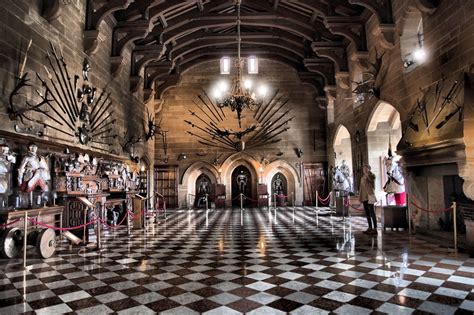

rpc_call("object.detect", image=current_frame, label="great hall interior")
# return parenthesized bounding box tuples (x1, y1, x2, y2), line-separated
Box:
(0, 0, 474, 314)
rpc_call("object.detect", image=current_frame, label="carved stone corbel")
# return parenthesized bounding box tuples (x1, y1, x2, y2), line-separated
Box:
(350, 51, 370, 72)
(130, 76, 143, 93)
(110, 56, 125, 77)
(372, 24, 396, 50)
(312, 41, 349, 73)
(83, 30, 105, 56)
(335, 72, 351, 90)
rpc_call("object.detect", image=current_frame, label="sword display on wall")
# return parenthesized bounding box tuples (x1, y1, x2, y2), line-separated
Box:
(185, 91, 292, 152)
(8, 42, 117, 147)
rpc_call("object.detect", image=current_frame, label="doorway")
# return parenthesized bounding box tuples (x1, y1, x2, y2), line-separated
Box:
(231, 165, 252, 207)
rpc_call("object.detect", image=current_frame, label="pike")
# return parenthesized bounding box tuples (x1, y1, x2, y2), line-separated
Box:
(260, 98, 286, 124)
(91, 118, 116, 134)
(90, 139, 111, 146)
(185, 121, 232, 147)
(427, 80, 460, 131)
(247, 138, 282, 149)
(251, 117, 293, 144)
(91, 127, 113, 138)
(193, 100, 217, 125)
(49, 43, 78, 119)
(90, 100, 113, 130)
(260, 100, 289, 127)
(48, 52, 77, 124)
(33, 88, 66, 127)
(199, 95, 222, 122)
(251, 108, 289, 140)
(58, 45, 80, 118)
(189, 110, 216, 132)
(42, 122, 75, 137)
(197, 140, 231, 150)
(40, 65, 76, 126)
(90, 93, 110, 122)
(187, 131, 231, 150)
(91, 110, 113, 131)
(203, 90, 226, 118)
(256, 89, 278, 120)
(250, 127, 289, 147)
(90, 89, 106, 118)
(99, 134, 118, 139)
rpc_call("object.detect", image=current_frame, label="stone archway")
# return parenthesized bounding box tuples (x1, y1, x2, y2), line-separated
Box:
(180, 161, 219, 209)
(261, 159, 301, 206)
(366, 101, 402, 203)
(333, 125, 353, 191)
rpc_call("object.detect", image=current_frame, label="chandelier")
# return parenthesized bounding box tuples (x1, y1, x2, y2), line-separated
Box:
(213, 0, 267, 127)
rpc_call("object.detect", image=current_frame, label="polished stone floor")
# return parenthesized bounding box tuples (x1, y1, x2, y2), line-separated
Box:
(1, 207, 473, 314)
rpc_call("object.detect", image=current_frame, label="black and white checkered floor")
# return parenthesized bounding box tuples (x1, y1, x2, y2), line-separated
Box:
(1, 207, 473, 314)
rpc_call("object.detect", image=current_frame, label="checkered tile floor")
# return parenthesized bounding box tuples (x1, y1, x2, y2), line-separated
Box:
(1, 207, 473, 314)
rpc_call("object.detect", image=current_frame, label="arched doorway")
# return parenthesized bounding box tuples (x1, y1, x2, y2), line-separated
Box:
(271, 172, 287, 206)
(333, 125, 353, 191)
(366, 101, 402, 203)
(232, 165, 252, 207)
(195, 174, 211, 208)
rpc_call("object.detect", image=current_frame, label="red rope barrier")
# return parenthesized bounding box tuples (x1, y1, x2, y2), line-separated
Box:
(102, 211, 129, 229)
(0, 218, 23, 228)
(318, 193, 331, 202)
(410, 201, 452, 213)
(27, 217, 97, 231)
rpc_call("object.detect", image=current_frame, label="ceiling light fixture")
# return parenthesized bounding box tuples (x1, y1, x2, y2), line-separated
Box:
(213, 0, 268, 127)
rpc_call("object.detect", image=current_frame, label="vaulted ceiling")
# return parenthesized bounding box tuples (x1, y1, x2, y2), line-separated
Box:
(82, 0, 398, 103)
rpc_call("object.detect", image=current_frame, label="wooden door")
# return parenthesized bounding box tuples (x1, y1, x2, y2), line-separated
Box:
(154, 165, 179, 209)
(303, 163, 327, 206)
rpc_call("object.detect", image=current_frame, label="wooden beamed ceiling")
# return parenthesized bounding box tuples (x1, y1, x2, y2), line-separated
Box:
(84, 0, 396, 102)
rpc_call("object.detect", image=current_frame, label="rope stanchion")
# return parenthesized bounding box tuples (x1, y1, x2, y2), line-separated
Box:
(104, 211, 130, 228)
(0, 218, 23, 228)
(409, 201, 453, 213)
(27, 217, 97, 231)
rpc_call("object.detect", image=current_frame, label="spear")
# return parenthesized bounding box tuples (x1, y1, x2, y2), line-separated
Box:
(91, 118, 116, 134)
(58, 45, 80, 118)
(42, 122, 75, 137)
(91, 110, 114, 131)
(199, 95, 222, 122)
(90, 100, 113, 130)
(192, 100, 217, 125)
(255, 89, 278, 120)
(19, 39, 32, 79)
(203, 90, 225, 118)
(90, 93, 110, 122)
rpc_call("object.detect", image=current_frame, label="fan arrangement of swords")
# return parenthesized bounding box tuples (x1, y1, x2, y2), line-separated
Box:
(185, 90, 293, 152)
(405, 75, 463, 136)
(8, 42, 117, 150)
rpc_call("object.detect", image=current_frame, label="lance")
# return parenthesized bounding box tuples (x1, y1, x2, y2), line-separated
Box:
(48, 44, 78, 119)
(256, 89, 278, 120)
(91, 118, 116, 134)
(427, 80, 460, 130)
(58, 46, 80, 118)
(251, 117, 293, 144)
(185, 122, 233, 148)
(40, 65, 76, 127)
(36, 72, 68, 117)
(192, 100, 217, 125)
(247, 138, 282, 149)
(187, 131, 231, 149)
(46, 53, 77, 124)
(188, 128, 234, 149)
(90, 99, 113, 130)
(203, 90, 225, 118)
(42, 122, 76, 137)
(189, 110, 217, 132)
(197, 140, 231, 150)
(90, 89, 106, 118)
(251, 108, 289, 140)
(248, 127, 288, 148)
(90, 93, 111, 122)
(92, 127, 113, 138)
(260, 100, 289, 127)
(260, 98, 287, 124)
(34, 89, 66, 126)
(91, 110, 113, 131)
(257, 94, 282, 122)
(199, 95, 222, 122)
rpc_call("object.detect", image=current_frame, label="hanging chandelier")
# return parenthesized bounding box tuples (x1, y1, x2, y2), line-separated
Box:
(213, 0, 268, 127)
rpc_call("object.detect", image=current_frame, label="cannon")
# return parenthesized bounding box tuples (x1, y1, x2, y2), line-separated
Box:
(0, 227, 57, 259)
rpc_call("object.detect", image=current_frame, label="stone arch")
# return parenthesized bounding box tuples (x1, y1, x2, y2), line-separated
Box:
(220, 153, 260, 207)
(261, 159, 301, 206)
(366, 101, 402, 203)
(333, 125, 353, 191)
(179, 161, 219, 208)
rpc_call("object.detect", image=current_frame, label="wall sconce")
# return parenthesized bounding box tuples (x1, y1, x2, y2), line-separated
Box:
(296, 148, 303, 158)
(177, 153, 187, 161)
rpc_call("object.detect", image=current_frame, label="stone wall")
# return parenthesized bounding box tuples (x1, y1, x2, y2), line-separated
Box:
(156, 59, 327, 207)
(0, 0, 153, 166)
(328, 1, 474, 230)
